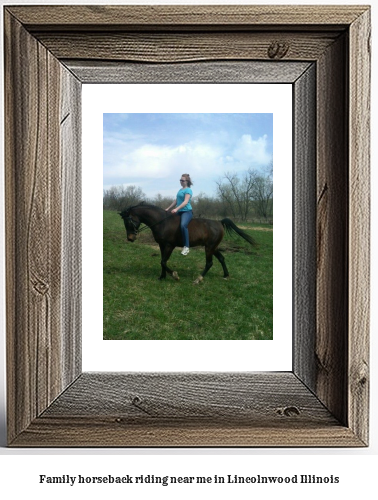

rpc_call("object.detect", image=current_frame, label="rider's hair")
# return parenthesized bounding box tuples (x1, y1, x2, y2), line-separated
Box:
(182, 173, 193, 187)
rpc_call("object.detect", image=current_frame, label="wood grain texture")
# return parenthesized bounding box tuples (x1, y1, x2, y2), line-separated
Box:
(65, 60, 312, 84)
(34, 32, 339, 63)
(4, 5, 370, 447)
(5, 12, 63, 441)
(348, 8, 371, 445)
(11, 419, 363, 448)
(293, 64, 317, 390)
(316, 34, 348, 425)
(41, 373, 335, 422)
(6, 5, 368, 29)
(12, 373, 362, 447)
(60, 68, 82, 388)
(4, 11, 81, 443)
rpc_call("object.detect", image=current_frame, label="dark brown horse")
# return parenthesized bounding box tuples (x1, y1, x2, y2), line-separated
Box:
(120, 202, 256, 284)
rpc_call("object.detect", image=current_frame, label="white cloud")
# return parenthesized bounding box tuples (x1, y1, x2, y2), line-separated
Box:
(232, 134, 272, 167)
(104, 139, 223, 181)
(103, 131, 272, 198)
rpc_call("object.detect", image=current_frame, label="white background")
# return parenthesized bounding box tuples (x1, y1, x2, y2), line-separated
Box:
(82, 83, 292, 372)
(0, 0, 377, 498)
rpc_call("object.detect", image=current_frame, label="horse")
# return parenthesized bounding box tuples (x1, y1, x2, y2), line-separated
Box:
(119, 202, 256, 284)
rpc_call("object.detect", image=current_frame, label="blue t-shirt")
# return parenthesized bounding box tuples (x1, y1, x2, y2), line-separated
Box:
(176, 187, 193, 212)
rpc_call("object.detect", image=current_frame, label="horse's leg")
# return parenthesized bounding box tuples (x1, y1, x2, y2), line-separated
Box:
(214, 249, 229, 279)
(158, 243, 167, 279)
(193, 247, 213, 285)
(159, 243, 179, 281)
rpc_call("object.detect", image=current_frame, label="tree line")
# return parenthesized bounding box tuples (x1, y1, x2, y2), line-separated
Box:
(103, 168, 273, 223)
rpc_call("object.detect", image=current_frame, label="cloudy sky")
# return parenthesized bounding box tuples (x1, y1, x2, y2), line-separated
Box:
(103, 113, 273, 200)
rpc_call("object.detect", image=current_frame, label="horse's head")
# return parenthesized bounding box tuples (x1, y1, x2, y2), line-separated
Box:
(119, 207, 141, 242)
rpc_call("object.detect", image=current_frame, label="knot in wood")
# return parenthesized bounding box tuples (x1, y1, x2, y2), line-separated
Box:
(268, 41, 289, 59)
(131, 395, 154, 416)
(131, 395, 142, 406)
(276, 406, 300, 417)
(33, 280, 49, 295)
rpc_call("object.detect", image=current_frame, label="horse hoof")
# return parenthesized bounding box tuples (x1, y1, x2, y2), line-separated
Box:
(172, 271, 180, 281)
(193, 276, 203, 285)
(223, 276, 230, 280)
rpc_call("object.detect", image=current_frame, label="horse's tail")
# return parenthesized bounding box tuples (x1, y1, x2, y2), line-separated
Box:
(221, 218, 257, 246)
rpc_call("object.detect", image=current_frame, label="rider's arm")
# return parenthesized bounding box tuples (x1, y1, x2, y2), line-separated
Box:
(165, 200, 176, 211)
(171, 194, 190, 213)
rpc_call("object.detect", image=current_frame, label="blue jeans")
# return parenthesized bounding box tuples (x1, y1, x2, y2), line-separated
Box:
(179, 210, 193, 247)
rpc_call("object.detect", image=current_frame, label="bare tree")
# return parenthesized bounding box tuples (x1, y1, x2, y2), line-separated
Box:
(215, 165, 273, 221)
(249, 167, 273, 220)
(192, 192, 223, 218)
(216, 176, 238, 218)
(151, 193, 175, 209)
(103, 185, 146, 211)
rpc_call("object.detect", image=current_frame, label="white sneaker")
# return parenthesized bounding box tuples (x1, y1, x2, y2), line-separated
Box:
(181, 246, 190, 255)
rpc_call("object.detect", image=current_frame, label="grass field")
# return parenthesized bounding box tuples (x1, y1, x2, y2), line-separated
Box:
(103, 210, 273, 340)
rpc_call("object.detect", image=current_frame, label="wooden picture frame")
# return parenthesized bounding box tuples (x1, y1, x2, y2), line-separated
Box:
(4, 5, 370, 447)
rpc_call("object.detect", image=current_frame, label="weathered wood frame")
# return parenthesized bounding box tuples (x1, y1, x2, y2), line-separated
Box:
(4, 5, 370, 447)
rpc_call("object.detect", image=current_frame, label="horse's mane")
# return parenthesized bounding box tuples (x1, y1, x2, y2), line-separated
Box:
(120, 201, 166, 216)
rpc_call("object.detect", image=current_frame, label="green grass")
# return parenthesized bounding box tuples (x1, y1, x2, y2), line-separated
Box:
(103, 210, 273, 340)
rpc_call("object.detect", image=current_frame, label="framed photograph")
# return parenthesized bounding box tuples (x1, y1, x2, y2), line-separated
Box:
(4, 5, 370, 447)
(89, 84, 291, 371)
